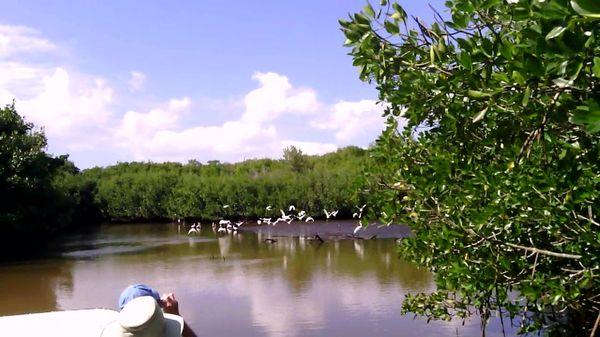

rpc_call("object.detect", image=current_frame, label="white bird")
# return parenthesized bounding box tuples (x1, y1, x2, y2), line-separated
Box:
(305, 216, 314, 222)
(354, 204, 367, 219)
(235, 221, 244, 227)
(188, 227, 199, 235)
(217, 227, 227, 234)
(223, 205, 230, 208)
(296, 210, 306, 220)
(280, 209, 292, 222)
(353, 224, 363, 235)
(266, 205, 272, 211)
(323, 208, 338, 219)
(288, 205, 296, 212)
(331, 210, 339, 217)
(219, 219, 231, 226)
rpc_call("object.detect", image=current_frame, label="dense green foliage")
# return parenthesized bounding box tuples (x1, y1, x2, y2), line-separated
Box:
(342, 0, 599, 335)
(81, 146, 367, 222)
(0, 103, 102, 257)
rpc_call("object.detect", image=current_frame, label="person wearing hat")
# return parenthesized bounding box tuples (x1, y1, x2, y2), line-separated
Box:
(101, 284, 197, 337)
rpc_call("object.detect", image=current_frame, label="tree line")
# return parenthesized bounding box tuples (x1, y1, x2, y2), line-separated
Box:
(0, 102, 368, 257)
(81, 145, 368, 222)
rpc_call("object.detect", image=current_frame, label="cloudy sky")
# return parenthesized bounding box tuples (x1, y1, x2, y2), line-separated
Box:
(0, 0, 443, 168)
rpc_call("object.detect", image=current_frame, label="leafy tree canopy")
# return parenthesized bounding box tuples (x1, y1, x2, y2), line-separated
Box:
(341, 0, 599, 335)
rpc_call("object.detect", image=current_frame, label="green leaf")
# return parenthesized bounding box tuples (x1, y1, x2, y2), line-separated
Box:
(384, 20, 399, 34)
(468, 90, 492, 99)
(364, 2, 376, 18)
(522, 86, 531, 107)
(430, 45, 436, 65)
(459, 52, 472, 70)
(512, 71, 526, 85)
(500, 43, 514, 59)
(570, 100, 600, 133)
(472, 107, 488, 123)
(571, 0, 600, 17)
(593, 57, 600, 78)
(545, 26, 567, 40)
(391, 3, 407, 22)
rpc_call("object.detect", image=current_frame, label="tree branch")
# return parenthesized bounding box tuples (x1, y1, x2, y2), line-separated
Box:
(503, 242, 582, 260)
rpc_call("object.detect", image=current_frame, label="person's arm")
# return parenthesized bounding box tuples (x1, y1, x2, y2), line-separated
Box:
(161, 293, 198, 337)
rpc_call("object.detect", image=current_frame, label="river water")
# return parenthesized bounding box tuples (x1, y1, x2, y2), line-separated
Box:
(0, 221, 516, 337)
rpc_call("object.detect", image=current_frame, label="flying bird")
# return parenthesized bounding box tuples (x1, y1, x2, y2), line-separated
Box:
(324, 209, 338, 219)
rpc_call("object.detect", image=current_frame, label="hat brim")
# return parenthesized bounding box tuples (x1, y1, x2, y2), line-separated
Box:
(163, 314, 184, 337)
(100, 314, 184, 337)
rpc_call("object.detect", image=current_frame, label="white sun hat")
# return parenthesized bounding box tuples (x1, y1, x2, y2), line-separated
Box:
(100, 296, 184, 337)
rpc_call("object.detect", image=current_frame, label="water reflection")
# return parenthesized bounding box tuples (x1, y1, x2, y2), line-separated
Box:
(0, 222, 516, 337)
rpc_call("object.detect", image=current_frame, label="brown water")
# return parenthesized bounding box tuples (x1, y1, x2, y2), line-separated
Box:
(0, 221, 516, 337)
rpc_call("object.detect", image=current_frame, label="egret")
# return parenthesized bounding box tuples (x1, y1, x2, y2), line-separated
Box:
(223, 205, 230, 209)
(324, 209, 338, 219)
(188, 227, 199, 235)
(305, 216, 315, 222)
(279, 209, 292, 222)
(217, 227, 227, 234)
(288, 205, 295, 212)
(353, 224, 363, 235)
(235, 221, 244, 227)
(266, 205, 272, 211)
(219, 219, 231, 226)
(297, 210, 306, 220)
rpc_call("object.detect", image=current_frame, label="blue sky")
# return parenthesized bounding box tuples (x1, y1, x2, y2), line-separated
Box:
(0, 0, 445, 168)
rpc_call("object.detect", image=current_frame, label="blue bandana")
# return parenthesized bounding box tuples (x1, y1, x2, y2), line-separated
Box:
(118, 284, 160, 311)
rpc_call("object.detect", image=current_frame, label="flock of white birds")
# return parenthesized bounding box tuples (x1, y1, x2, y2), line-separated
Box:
(178, 203, 368, 237)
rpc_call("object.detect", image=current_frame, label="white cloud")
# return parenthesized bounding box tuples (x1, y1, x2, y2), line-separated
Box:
(0, 25, 55, 58)
(310, 100, 389, 143)
(128, 71, 146, 92)
(118, 97, 190, 140)
(241, 72, 320, 123)
(280, 140, 337, 156)
(0, 23, 386, 167)
(18, 67, 114, 137)
(113, 71, 333, 163)
(0, 62, 114, 148)
(0, 24, 114, 154)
